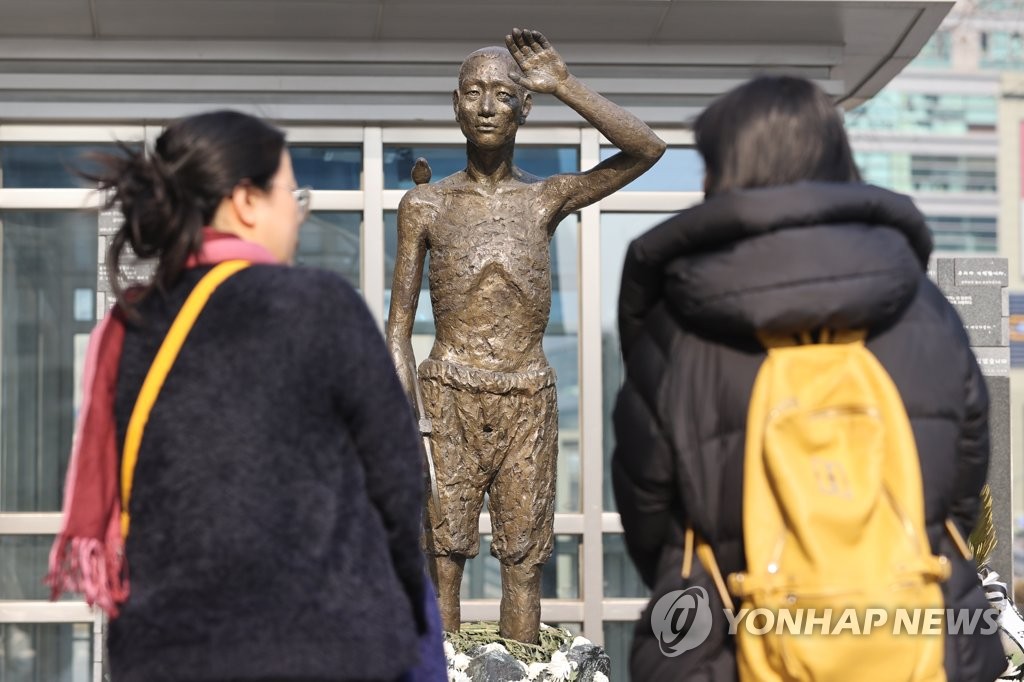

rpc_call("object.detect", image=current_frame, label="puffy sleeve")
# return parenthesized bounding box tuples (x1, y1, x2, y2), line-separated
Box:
(611, 328, 679, 588)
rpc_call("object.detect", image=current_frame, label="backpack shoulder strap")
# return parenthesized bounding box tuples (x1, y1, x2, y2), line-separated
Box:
(682, 526, 736, 612)
(120, 260, 252, 537)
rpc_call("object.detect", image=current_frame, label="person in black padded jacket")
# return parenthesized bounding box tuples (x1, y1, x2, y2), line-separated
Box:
(611, 76, 1006, 681)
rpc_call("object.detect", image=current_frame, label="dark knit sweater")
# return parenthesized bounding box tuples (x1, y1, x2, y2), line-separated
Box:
(108, 264, 427, 681)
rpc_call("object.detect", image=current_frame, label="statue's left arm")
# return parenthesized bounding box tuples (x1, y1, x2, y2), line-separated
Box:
(506, 28, 667, 218)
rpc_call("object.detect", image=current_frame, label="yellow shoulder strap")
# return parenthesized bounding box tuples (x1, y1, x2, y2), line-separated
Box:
(682, 526, 736, 612)
(120, 260, 251, 538)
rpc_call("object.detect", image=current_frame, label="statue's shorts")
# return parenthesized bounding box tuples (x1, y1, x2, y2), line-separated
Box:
(417, 358, 558, 566)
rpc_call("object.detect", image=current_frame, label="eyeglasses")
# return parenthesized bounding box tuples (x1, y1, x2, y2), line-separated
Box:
(293, 186, 312, 218)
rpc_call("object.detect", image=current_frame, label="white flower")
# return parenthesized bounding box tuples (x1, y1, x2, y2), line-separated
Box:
(443, 640, 456, 660)
(451, 653, 471, 672)
(547, 650, 576, 680)
(526, 662, 548, 680)
(480, 642, 509, 655)
(570, 636, 592, 650)
(593, 673, 609, 682)
(448, 670, 471, 682)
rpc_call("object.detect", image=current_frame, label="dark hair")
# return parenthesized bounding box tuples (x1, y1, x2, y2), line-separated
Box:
(694, 76, 861, 196)
(86, 110, 286, 312)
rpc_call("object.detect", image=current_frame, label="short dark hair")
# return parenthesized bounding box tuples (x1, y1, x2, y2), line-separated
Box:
(694, 76, 861, 196)
(87, 110, 286, 312)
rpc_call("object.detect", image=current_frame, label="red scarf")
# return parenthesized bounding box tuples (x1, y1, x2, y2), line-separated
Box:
(45, 230, 280, 617)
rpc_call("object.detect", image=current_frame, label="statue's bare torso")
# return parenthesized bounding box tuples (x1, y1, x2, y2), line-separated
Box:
(412, 171, 559, 373)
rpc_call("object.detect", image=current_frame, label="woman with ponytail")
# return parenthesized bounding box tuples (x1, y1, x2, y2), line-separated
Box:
(45, 110, 444, 681)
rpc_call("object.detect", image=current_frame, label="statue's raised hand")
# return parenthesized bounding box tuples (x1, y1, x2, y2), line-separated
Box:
(505, 28, 569, 94)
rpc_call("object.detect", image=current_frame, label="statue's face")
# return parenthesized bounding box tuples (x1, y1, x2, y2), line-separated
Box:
(454, 54, 531, 149)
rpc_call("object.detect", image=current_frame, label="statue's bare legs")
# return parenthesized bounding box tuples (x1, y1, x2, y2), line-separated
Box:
(434, 554, 541, 642)
(434, 554, 466, 632)
(499, 561, 542, 643)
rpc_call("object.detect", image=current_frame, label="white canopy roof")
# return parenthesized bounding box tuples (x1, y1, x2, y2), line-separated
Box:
(0, 0, 953, 124)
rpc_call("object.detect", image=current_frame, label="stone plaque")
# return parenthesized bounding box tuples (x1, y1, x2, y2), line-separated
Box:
(935, 258, 1012, 584)
(95, 207, 155, 316)
(972, 346, 1010, 378)
(955, 257, 1009, 287)
(943, 285, 1005, 346)
(934, 258, 956, 290)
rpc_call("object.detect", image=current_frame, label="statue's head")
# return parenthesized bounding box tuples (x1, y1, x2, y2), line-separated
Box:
(453, 47, 532, 149)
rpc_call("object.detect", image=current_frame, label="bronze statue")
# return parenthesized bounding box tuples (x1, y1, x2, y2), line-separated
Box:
(385, 28, 665, 644)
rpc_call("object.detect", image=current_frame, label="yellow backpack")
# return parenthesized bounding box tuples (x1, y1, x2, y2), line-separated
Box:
(684, 329, 964, 681)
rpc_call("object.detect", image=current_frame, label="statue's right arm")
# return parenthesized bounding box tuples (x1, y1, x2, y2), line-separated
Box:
(385, 189, 433, 412)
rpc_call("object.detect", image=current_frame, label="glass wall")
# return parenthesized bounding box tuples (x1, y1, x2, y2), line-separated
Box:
(853, 150, 999, 253)
(1, 623, 94, 682)
(980, 31, 1024, 70)
(855, 151, 997, 194)
(928, 215, 999, 252)
(290, 146, 362, 190)
(296, 212, 361, 288)
(846, 91, 997, 134)
(7, 120, 1003, 677)
(0, 126, 703, 678)
(604, 620, 638, 682)
(599, 147, 703, 192)
(1, 153, 103, 679)
(2, 211, 98, 514)
(913, 31, 953, 69)
(599, 213, 674, 512)
(384, 145, 578, 188)
(0, 144, 123, 188)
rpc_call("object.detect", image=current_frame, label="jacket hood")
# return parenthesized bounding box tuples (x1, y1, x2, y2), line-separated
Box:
(618, 182, 933, 354)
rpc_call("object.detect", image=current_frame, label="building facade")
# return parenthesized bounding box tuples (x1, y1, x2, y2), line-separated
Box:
(0, 1, 953, 679)
(850, 0, 1024, 524)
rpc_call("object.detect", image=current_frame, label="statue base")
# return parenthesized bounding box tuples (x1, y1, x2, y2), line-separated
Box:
(443, 621, 611, 681)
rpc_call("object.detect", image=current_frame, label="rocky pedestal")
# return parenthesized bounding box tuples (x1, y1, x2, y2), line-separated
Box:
(445, 622, 610, 682)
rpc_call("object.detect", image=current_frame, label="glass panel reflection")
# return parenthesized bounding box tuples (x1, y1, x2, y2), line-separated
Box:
(600, 213, 674, 512)
(603, 534, 649, 598)
(0, 536, 69, 600)
(383, 211, 432, 336)
(290, 146, 362, 190)
(0, 144, 131, 188)
(1, 623, 93, 682)
(1, 211, 98, 512)
(550, 622, 582, 637)
(384, 146, 578, 189)
(928, 215, 998, 253)
(603, 620, 638, 682)
(461, 534, 580, 600)
(600, 147, 704, 192)
(295, 211, 361, 289)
